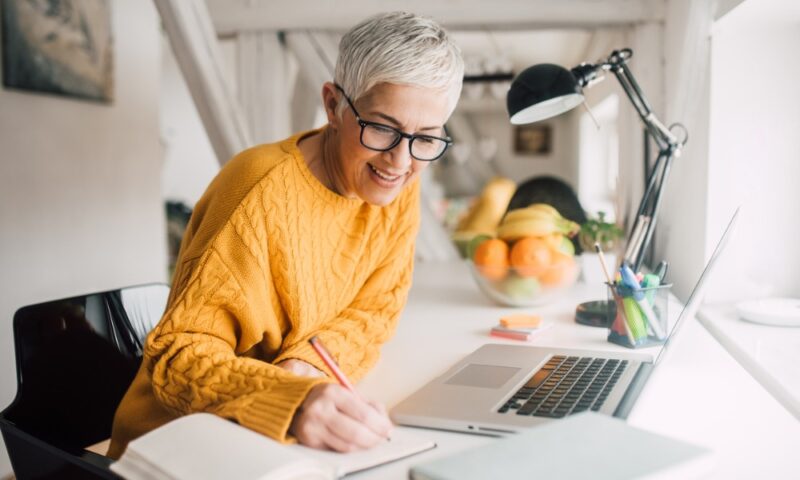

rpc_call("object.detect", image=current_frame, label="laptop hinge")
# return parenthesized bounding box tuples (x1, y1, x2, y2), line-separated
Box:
(613, 362, 654, 419)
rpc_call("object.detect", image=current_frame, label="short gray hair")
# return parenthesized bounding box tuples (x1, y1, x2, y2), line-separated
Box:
(334, 12, 464, 117)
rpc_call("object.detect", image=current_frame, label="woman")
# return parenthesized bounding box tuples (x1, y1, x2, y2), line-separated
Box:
(108, 11, 463, 457)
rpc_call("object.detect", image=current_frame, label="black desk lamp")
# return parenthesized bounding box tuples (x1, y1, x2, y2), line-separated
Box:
(507, 48, 687, 272)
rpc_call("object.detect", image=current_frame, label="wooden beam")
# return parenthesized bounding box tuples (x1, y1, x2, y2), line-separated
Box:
(577, 28, 627, 66)
(284, 32, 335, 88)
(155, 0, 251, 165)
(285, 32, 332, 132)
(206, 0, 666, 35)
(237, 31, 292, 143)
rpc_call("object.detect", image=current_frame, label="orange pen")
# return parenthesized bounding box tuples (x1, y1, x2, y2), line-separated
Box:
(309, 336, 362, 400)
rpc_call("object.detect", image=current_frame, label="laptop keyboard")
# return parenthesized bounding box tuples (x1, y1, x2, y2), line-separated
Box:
(498, 355, 628, 418)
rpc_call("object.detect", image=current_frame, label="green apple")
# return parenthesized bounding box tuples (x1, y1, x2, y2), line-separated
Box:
(556, 235, 575, 256)
(502, 275, 541, 299)
(466, 234, 494, 261)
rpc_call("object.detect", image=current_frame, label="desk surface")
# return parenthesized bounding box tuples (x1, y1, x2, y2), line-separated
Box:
(355, 260, 800, 479)
(699, 304, 800, 420)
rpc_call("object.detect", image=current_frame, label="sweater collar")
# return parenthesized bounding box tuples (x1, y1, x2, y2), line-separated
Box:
(282, 127, 365, 210)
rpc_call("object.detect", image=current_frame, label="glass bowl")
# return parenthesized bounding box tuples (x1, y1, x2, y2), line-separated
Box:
(467, 259, 581, 307)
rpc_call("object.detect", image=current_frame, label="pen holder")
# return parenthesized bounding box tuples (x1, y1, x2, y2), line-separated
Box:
(606, 283, 671, 349)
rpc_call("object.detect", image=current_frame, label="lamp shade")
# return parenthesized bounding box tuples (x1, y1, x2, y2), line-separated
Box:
(506, 64, 584, 125)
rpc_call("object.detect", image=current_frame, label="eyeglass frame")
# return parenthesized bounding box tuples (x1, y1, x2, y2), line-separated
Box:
(333, 84, 453, 161)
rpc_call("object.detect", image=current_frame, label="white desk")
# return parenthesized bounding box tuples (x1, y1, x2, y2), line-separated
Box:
(699, 304, 800, 420)
(355, 260, 800, 479)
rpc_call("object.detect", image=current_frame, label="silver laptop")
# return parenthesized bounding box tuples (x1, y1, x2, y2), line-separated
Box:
(392, 210, 739, 435)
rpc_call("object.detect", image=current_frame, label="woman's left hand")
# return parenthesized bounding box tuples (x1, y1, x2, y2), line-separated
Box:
(277, 359, 327, 378)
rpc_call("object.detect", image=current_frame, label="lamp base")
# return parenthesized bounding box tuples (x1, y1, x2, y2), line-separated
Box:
(575, 300, 615, 328)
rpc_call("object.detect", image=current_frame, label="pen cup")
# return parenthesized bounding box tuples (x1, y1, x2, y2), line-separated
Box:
(606, 283, 671, 349)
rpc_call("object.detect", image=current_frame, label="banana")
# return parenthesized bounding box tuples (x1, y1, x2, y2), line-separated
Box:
(498, 215, 580, 241)
(503, 210, 561, 228)
(498, 218, 559, 240)
(502, 204, 562, 224)
(526, 203, 561, 218)
(500, 203, 579, 242)
(456, 177, 517, 234)
(502, 208, 537, 225)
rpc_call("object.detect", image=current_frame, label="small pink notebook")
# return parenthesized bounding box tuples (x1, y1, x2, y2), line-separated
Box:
(489, 323, 551, 342)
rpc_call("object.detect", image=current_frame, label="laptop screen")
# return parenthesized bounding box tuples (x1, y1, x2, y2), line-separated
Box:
(654, 208, 739, 365)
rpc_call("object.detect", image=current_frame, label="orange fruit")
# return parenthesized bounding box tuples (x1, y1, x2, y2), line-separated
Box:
(540, 252, 577, 286)
(543, 233, 575, 256)
(509, 237, 552, 278)
(473, 238, 510, 280)
(466, 234, 494, 261)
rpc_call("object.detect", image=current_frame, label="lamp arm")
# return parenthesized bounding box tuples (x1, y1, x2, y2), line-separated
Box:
(568, 48, 688, 269)
(577, 49, 683, 152)
(611, 61, 679, 151)
(597, 49, 686, 270)
(598, 50, 679, 150)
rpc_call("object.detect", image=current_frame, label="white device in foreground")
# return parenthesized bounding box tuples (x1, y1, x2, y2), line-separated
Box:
(736, 298, 800, 327)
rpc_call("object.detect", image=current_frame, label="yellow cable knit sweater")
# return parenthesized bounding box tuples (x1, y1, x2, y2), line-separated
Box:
(107, 129, 420, 458)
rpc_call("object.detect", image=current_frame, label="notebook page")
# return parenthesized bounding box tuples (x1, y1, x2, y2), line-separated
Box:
(291, 428, 436, 477)
(111, 413, 332, 480)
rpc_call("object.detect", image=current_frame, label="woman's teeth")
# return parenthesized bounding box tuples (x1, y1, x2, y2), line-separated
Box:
(369, 163, 404, 181)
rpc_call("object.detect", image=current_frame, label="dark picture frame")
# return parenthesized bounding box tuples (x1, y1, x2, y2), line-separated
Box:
(514, 123, 552, 155)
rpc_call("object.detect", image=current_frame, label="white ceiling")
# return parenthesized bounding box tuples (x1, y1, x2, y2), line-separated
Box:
(720, 0, 800, 27)
(295, 30, 610, 75)
(206, 0, 665, 34)
(450, 29, 596, 73)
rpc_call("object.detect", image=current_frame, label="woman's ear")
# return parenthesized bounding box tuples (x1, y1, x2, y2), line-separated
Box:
(321, 82, 340, 130)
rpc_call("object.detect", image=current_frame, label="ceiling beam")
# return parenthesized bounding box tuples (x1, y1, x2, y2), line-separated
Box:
(713, 0, 746, 21)
(206, 0, 666, 35)
(156, 0, 252, 165)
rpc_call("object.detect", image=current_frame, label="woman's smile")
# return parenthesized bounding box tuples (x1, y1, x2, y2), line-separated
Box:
(367, 162, 408, 187)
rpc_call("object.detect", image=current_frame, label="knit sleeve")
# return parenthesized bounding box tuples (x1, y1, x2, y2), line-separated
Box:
(145, 215, 327, 443)
(274, 185, 421, 382)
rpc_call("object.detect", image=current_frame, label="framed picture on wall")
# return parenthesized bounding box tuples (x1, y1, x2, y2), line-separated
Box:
(1, 0, 114, 102)
(514, 123, 552, 155)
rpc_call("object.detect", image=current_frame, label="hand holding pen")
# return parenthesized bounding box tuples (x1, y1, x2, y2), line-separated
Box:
(287, 336, 393, 452)
(310, 336, 360, 395)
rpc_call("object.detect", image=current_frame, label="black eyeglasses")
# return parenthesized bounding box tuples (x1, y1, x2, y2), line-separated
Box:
(334, 84, 452, 161)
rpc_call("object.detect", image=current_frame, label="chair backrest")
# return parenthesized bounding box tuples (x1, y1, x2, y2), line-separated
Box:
(0, 284, 169, 479)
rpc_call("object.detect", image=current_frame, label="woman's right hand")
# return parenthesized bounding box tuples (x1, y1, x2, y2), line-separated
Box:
(289, 383, 393, 452)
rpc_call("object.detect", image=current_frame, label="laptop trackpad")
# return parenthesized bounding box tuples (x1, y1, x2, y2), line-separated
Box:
(444, 364, 521, 389)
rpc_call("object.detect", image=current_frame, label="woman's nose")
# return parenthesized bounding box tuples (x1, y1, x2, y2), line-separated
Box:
(385, 137, 413, 169)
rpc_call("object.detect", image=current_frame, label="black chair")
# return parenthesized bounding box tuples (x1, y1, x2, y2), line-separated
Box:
(0, 284, 169, 480)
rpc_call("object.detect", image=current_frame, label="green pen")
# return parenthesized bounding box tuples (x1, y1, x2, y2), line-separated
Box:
(642, 273, 660, 304)
(621, 297, 647, 341)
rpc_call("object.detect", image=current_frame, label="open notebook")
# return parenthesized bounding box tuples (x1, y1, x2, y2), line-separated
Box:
(111, 413, 435, 480)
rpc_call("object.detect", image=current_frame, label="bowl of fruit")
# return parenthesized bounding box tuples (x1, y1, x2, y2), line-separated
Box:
(466, 204, 581, 307)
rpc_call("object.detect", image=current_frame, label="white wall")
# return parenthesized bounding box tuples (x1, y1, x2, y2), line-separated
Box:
(578, 93, 619, 218)
(436, 97, 582, 199)
(0, 0, 166, 474)
(654, 0, 800, 302)
(705, 0, 800, 301)
(160, 33, 219, 207)
(483, 108, 580, 186)
(653, 0, 714, 300)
